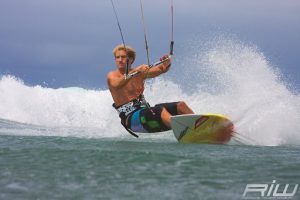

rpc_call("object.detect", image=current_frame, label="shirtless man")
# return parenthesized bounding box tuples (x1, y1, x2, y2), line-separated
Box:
(107, 44, 194, 136)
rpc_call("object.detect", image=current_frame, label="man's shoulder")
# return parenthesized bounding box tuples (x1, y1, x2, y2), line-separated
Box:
(107, 70, 120, 78)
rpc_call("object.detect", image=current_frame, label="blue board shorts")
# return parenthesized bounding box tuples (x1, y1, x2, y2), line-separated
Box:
(128, 102, 178, 133)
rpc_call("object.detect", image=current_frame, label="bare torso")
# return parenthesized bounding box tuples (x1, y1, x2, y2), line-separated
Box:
(108, 69, 145, 106)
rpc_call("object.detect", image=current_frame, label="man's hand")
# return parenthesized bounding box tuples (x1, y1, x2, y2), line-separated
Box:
(159, 55, 171, 73)
(160, 55, 170, 62)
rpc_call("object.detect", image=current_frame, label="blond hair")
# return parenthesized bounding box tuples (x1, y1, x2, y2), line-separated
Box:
(113, 44, 136, 64)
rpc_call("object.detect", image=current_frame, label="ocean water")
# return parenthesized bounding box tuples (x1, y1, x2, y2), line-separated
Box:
(1, 38, 300, 199)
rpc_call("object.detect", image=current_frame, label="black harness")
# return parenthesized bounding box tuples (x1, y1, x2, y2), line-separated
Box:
(112, 94, 149, 138)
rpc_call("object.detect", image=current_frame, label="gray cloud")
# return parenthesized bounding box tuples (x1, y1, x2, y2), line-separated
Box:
(0, 0, 299, 89)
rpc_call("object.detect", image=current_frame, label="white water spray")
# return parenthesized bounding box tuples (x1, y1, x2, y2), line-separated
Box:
(0, 38, 299, 145)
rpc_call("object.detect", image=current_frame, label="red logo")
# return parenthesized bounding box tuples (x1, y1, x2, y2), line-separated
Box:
(195, 116, 209, 129)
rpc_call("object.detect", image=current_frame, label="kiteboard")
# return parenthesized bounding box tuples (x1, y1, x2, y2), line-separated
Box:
(171, 114, 234, 144)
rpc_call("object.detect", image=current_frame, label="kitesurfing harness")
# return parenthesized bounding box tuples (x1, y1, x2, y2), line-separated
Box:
(112, 94, 150, 138)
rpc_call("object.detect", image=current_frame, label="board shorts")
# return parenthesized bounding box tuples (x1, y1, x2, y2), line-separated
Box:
(128, 102, 179, 133)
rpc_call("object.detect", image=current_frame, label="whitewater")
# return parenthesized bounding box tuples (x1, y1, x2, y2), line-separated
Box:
(1, 38, 299, 146)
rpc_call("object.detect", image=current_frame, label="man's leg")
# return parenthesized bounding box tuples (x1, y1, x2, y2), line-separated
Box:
(160, 107, 172, 128)
(160, 101, 194, 128)
(176, 101, 194, 115)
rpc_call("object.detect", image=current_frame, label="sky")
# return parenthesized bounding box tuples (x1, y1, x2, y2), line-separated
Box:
(0, 0, 299, 90)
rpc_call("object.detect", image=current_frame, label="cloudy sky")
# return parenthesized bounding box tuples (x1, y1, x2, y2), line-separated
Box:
(0, 0, 299, 90)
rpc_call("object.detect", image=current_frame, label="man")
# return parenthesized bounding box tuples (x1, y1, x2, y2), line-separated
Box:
(107, 44, 194, 136)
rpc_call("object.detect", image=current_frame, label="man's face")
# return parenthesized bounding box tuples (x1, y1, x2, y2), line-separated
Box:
(115, 50, 128, 71)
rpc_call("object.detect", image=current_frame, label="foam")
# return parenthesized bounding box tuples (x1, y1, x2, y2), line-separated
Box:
(1, 37, 299, 145)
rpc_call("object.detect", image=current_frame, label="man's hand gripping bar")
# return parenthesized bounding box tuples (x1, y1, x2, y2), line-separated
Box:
(124, 55, 171, 80)
(150, 55, 171, 68)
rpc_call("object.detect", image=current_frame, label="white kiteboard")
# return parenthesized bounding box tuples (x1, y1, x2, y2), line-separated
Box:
(171, 114, 234, 144)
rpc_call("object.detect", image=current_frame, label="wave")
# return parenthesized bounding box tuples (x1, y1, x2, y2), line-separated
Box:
(1, 37, 299, 145)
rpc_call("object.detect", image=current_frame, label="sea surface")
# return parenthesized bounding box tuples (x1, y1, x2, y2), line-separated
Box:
(1, 38, 300, 199)
(0, 131, 299, 200)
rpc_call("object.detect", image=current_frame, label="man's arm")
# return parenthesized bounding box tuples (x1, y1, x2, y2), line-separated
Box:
(143, 56, 171, 79)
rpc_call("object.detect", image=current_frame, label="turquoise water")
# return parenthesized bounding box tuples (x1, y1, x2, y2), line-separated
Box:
(1, 134, 299, 200)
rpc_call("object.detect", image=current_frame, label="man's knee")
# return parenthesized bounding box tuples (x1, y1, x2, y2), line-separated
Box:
(161, 107, 171, 118)
(176, 101, 193, 114)
(177, 101, 188, 111)
(160, 107, 171, 128)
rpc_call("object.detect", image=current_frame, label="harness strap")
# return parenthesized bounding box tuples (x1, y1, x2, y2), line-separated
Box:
(113, 95, 149, 138)
(114, 101, 135, 116)
(119, 113, 139, 138)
